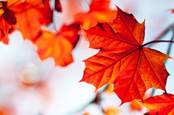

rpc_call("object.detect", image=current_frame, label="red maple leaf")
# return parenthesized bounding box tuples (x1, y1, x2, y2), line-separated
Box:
(143, 94, 174, 115)
(74, 0, 116, 29)
(81, 7, 169, 103)
(35, 23, 80, 66)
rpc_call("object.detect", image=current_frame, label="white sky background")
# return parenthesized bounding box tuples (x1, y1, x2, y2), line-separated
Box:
(0, 0, 174, 115)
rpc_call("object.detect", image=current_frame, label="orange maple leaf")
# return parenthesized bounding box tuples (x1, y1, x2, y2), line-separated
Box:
(81, 7, 169, 103)
(143, 94, 174, 115)
(1, 0, 52, 42)
(8, 0, 53, 40)
(35, 23, 80, 66)
(74, 0, 116, 29)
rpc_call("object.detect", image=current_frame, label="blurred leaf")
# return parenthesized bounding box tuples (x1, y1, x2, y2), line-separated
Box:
(35, 23, 80, 66)
(0, 105, 15, 115)
(75, 0, 116, 29)
(0, 0, 53, 43)
(9, 0, 53, 40)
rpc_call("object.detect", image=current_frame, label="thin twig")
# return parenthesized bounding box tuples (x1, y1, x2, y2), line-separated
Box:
(142, 40, 174, 47)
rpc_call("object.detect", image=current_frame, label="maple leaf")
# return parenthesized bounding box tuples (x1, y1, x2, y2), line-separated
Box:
(0, 1, 16, 44)
(143, 94, 174, 115)
(55, 0, 62, 12)
(74, 0, 116, 29)
(81, 7, 169, 103)
(7, 0, 53, 40)
(0, 0, 52, 43)
(35, 23, 80, 66)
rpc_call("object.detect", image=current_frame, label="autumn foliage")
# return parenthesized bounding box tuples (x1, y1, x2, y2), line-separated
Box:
(75, 0, 116, 29)
(35, 23, 80, 66)
(0, 0, 53, 43)
(0, 0, 174, 114)
(81, 7, 169, 103)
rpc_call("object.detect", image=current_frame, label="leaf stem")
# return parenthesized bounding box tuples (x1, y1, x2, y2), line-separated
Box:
(142, 40, 174, 47)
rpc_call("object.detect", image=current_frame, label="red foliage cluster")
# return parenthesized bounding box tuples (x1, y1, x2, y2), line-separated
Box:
(0, 0, 174, 114)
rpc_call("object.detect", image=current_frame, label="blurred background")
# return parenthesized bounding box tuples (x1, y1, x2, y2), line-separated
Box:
(0, 0, 174, 115)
